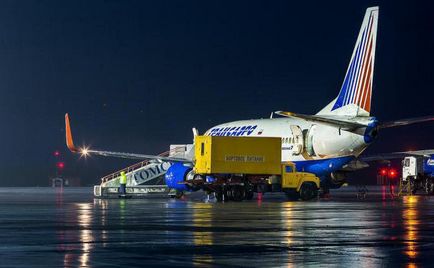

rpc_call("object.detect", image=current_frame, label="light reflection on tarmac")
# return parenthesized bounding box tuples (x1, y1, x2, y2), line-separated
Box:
(0, 187, 434, 267)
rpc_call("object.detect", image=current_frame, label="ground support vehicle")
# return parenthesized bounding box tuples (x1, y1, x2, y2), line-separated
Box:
(400, 156, 434, 195)
(179, 136, 320, 201)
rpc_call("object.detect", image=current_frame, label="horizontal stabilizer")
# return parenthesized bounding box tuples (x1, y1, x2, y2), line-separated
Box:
(275, 111, 368, 131)
(340, 160, 370, 171)
(379, 116, 434, 129)
(360, 149, 434, 162)
(338, 149, 434, 172)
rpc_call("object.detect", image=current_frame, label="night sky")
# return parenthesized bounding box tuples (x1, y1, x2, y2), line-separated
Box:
(1, 0, 433, 186)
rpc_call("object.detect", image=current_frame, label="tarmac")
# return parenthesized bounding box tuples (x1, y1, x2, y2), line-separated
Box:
(0, 186, 433, 267)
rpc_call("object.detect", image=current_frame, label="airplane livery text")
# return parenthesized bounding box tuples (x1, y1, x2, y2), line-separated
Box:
(208, 125, 257, 136)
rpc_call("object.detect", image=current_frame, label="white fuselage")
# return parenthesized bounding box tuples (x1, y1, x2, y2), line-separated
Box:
(205, 117, 370, 162)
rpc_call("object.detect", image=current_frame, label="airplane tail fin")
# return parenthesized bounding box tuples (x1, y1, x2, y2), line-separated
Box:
(317, 6, 379, 117)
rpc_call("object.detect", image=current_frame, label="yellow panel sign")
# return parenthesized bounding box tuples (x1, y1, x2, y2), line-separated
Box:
(194, 136, 281, 175)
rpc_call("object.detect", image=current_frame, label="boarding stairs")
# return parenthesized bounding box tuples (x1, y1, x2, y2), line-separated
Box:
(93, 144, 193, 198)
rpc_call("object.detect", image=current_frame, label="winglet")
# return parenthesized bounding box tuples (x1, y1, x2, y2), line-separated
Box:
(65, 113, 79, 153)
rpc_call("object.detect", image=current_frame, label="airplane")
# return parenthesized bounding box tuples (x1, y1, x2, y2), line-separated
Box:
(65, 6, 434, 198)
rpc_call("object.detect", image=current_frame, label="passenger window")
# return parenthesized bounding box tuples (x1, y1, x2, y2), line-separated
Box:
(285, 165, 293, 173)
(201, 143, 204, 156)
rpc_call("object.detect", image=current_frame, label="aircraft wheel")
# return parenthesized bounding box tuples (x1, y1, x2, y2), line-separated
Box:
(300, 183, 318, 201)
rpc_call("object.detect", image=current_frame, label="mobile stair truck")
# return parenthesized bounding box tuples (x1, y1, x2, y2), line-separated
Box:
(169, 136, 320, 201)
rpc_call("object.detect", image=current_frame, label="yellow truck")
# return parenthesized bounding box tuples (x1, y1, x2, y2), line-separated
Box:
(192, 136, 320, 201)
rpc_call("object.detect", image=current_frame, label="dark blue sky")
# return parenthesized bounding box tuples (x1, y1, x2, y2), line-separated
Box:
(1, 0, 433, 186)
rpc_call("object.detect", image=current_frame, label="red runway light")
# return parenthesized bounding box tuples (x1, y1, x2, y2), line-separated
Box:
(54, 151, 60, 157)
(380, 168, 388, 176)
(388, 169, 398, 179)
(57, 162, 65, 169)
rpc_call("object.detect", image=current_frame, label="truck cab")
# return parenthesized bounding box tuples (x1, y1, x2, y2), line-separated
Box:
(402, 156, 423, 181)
(281, 162, 320, 200)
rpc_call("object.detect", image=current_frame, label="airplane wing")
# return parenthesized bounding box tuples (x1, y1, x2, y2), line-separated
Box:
(378, 116, 434, 129)
(274, 111, 368, 131)
(64, 114, 192, 163)
(79, 149, 191, 162)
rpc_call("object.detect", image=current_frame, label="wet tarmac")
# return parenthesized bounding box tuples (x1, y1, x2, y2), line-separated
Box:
(1, 186, 434, 267)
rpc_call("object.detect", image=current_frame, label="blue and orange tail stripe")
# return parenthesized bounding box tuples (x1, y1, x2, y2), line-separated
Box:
(332, 7, 378, 114)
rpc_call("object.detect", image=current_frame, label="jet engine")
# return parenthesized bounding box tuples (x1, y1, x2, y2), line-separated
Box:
(309, 125, 366, 157)
(165, 162, 192, 191)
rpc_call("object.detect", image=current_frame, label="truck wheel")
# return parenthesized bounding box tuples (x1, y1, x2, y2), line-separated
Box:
(300, 183, 318, 201)
(231, 185, 245, 201)
(225, 186, 233, 201)
(215, 186, 228, 202)
(284, 190, 300, 201)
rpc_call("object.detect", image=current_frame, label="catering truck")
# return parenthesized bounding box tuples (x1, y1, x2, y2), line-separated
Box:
(401, 156, 434, 194)
(166, 136, 320, 201)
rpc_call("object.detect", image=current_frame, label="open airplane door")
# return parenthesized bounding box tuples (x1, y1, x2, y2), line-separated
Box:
(290, 125, 304, 155)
